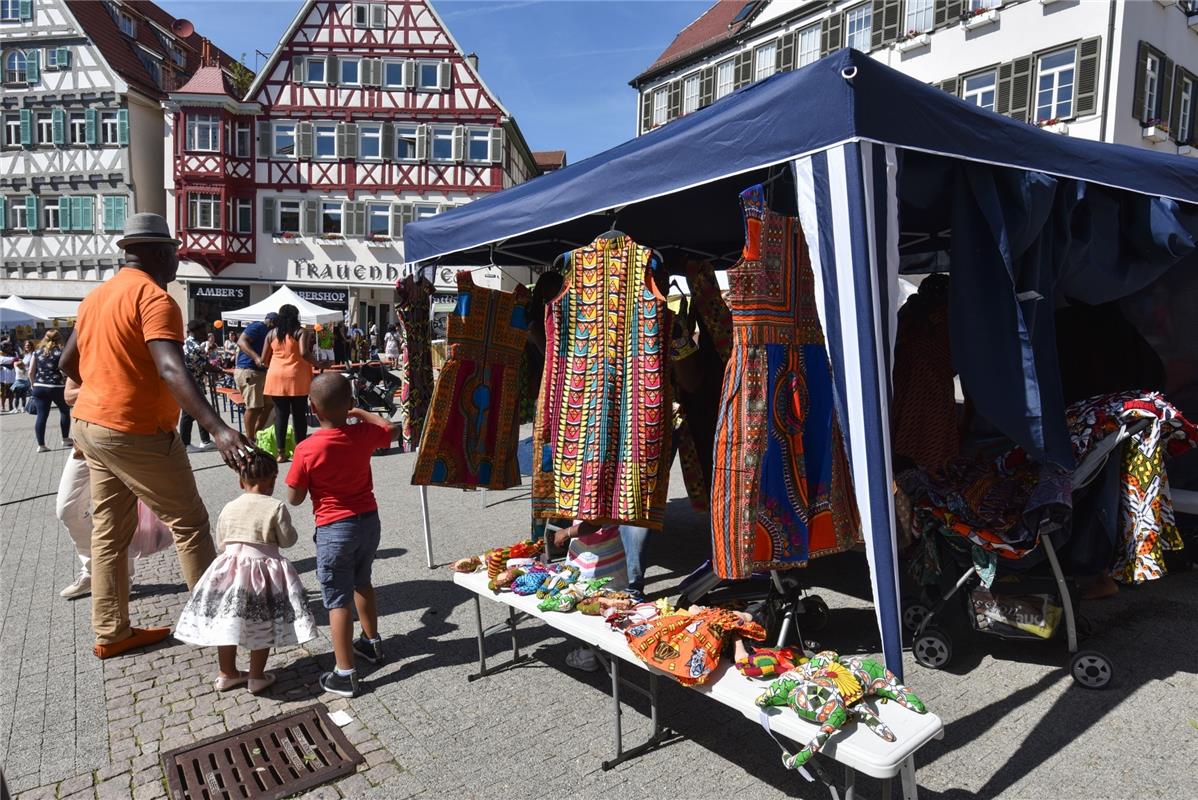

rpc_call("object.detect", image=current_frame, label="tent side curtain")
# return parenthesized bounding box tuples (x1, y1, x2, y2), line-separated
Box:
(793, 142, 904, 680)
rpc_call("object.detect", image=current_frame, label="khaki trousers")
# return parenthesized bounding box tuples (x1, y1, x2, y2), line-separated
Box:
(73, 420, 215, 645)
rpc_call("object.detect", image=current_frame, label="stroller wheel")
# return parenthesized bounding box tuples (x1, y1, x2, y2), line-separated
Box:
(913, 627, 953, 670)
(903, 603, 931, 633)
(800, 595, 830, 632)
(1069, 650, 1113, 689)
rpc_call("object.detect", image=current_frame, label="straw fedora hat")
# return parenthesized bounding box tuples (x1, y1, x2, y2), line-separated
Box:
(115, 213, 182, 249)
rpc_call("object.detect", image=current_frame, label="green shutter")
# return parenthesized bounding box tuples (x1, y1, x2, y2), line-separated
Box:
(115, 196, 127, 231)
(84, 107, 97, 145)
(0, 196, 6, 231)
(116, 108, 129, 145)
(26, 195, 38, 230)
(69, 196, 93, 232)
(1132, 41, 1149, 122)
(1075, 37, 1101, 118)
(25, 49, 38, 81)
(51, 107, 64, 145)
(59, 197, 72, 231)
(19, 0, 32, 20)
(102, 196, 114, 232)
(57, 47, 69, 68)
(19, 108, 32, 146)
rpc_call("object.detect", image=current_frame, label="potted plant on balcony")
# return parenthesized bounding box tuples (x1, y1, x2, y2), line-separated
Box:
(964, 5, 1000, 29)
(1142, 118, 1170, 143)
(1035, 116, 1069, 134)
(895, 28, 932, 52)
(274, 230, 301, 243)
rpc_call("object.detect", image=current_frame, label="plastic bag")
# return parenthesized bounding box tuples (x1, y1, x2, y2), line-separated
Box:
(255, 424, 296, 458)
(130, 500, 173, 559)
(969, 589, 1062, 639)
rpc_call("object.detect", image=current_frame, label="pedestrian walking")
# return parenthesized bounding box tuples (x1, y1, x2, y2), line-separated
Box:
(286, 373, 398, 697)
(10, 347, 30, 412)
(0, 339, 17, 413)
(174, 449, 316, 695)
(181, 319, 216, 453)
(29, 328, 71, 452)
(383, 324, 401, 365)
(60, 212, 252, 659)
(234, 312, 277, 441)
(262, 303, 318, 462)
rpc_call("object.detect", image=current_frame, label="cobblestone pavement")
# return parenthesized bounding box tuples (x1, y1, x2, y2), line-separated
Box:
(2, 409, 1196, 799)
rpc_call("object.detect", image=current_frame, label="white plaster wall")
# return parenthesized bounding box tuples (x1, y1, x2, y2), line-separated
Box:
(127, 94, 166, 216)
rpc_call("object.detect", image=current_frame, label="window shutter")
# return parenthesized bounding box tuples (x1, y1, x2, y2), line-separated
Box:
(699, 66, 715, 107)
(342, 201, 355, 236)
(19, 0, 31, 19)
(102, 196, 114, 232)
(438, 61, 452, 90)
(25, 195, 37, 230)
(777, 32, 795, 72)
(84, 107, 97, 144)
(0, 196, 5, 231)
(355, 202, 368, 236)
(380, 122, 395, 160)
(938, 76, 959, 97)
(392, 203, 414, 239)
(262, 196, 276, 234)
(822, 13, 843, 56)
(345, 123, 359, 159)
(640, 91, 653, 134)
(292, 56, 304, 83)
(1169, 69, 1187, 141)
(370, 3, 386, 28)
(19, 109, 32, 146)
(1132, 41, 1148, 122)
(116, 108, 128, 145)
(51, 107, 64, 145)
(667, 80, 681, 120)
(1073, 36, 1097, 117)
(370, 59, 383, 86)
(1007, 57, 1033, 123)
(734, 50, 752, 89)
(871, 0, 885, 49)
(415, 124, 428, 160)
(996, 61, 1013, 116)
(1159, 57, 1175, 124)
(257, 120, 271, 157)
(403, 60, 416, 87)
(946, 0, 963, 25)
(877, 0, 901, 47)
(301, 198, 318, 235)
(74, 196, 94, 232)
(933, 0, 950, 28)
(25, 49, 39, 82)
(296, 121, 314, 159)
(488, 127, 503, 163)
(451, 125, 465, 161)
(115, 196, 127, 231)
(326, 55, 338, 85)
(59, 197, 72, 231)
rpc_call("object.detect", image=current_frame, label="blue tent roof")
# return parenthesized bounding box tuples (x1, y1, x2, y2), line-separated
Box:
(405, 48, 1198, 265)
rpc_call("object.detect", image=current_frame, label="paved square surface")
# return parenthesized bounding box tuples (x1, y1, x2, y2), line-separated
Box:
(2, 409, 1196, 799)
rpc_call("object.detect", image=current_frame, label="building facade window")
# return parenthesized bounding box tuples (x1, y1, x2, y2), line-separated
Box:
(429, 125, 454, 161)
(278, 199, 301, 233)
(43, 197, 60, 230)
(651, 87, 667, 126)
(359, 122, 382, 159)
(383, 59, 405, 87)
(321, 200, 342, 235)
(754, 41, 776, 82)
(188, 193, 220, 230)
(1180, 77, 1194, 142)
(845, 4, 873, 52)
(340, 57, 360, 85)
(5, 51, 27, 83)
(715, 59, 735, 99)
(46, 47, 70, 69)
(101, 111, 119, 144)
(417, 61, 441, 89)
(115, 8, 136, 36)
(273, 120, 296, 157)
(905, 0, 934, 34)
(4, 114, 19, 146)
(305, 57, 326, 84)
(1036, 47, 1076, 121)
(413, 203, 439, 221)
(682, 73, 700, 114)
(396, 123, 420, 160)
(1, 0, 23, 22)
(231, 197, 252, 233)
(1143, 53, 1160, 121)
(963, 71, 997, 111)
(234, 121, 251, 157)
(466, 127, 490, 162)
(797, 25, 821, 68)
(353, 3, 369, 27)
(314, 122, 337, 159)
(368, 202, 389, 236)
(969, 0, 1000, 9)
(10, 201, 27, 231)
(69, 112, 86, 144)
(36, 112, 51, 145)
(186, 114, 219, 152)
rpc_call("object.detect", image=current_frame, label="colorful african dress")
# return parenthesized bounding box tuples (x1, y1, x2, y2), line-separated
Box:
(411, 272, 530, 490)
(710, 185, 859, 580)
(395, 275, 434, 452)
(532, 235, 673, 530)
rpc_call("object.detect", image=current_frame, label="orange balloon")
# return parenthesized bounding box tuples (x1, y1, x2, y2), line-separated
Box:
(213, 319, 224, 329)
(314, 323, 323, 332)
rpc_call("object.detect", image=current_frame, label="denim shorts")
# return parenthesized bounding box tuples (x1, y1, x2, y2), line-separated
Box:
(314, 511, 381, 609)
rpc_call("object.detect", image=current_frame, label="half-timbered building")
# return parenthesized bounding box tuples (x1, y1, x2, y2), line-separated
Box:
(168, 0, 542, 331)
(0, 0, 236, 309)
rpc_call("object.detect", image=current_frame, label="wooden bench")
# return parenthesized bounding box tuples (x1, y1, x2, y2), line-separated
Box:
(455, 570, 943, 799)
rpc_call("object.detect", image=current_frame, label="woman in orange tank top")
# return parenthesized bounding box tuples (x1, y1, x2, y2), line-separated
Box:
(262, 304, 319, 461)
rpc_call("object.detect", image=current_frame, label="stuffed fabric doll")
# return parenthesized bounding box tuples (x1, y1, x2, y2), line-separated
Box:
(625, 607, 766, 686)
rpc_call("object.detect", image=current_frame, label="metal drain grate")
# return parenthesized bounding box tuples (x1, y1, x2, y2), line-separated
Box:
(160, 704, 363, 799)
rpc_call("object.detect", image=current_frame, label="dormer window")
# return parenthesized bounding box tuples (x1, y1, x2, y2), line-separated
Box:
(105, 2, 137, 37)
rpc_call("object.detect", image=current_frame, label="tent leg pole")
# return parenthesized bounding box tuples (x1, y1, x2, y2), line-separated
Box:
(419, 484, 434, 569)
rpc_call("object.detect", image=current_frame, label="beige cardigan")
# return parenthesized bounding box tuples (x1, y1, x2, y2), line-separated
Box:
(215, 493, 298, 550)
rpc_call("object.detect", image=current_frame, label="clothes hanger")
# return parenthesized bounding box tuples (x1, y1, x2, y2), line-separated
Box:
(596, 208, 627, 240)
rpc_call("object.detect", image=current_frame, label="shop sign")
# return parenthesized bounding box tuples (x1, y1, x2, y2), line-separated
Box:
(433, 266, 502, 291)
(289, 259, 402, 286)
(189, 283, 248, 301)
(291, 287, 350, 308)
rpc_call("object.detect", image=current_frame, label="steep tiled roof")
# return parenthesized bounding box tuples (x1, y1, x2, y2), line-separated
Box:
(68, 0, 241, 99)
(634, 0, 750, 84)
(532, 150, 567, 171)
(175, 65, 236, 97)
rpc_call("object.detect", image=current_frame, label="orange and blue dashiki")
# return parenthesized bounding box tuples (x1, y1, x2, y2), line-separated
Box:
(532, 235, 673, 530)
(411, 271, 530, 490)
(710, 185, 859, 580)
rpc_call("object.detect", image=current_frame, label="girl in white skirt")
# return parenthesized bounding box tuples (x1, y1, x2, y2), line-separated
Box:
(175, 450, 317, 694)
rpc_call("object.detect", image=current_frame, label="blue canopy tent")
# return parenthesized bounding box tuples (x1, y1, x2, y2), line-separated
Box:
(405, 49, 1198, 679)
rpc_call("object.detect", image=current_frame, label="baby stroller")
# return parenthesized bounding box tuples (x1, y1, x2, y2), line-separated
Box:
(907, 418, 1150, 689)
(344, 362, 400, 417)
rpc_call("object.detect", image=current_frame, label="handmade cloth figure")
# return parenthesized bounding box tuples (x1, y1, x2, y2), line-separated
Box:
(734, 645, 803, 679)
(484, 539, 543, 581)
(711, 184, 859, 580)
(532, 235, 673, 529)
(625, 606, 766, 686)
(413, 272, 531, 489)
(755, 651, 927, 770)
(395, 274, 435, 452)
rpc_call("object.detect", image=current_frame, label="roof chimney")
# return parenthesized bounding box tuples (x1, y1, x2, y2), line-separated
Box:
(465, 52, 479, 72)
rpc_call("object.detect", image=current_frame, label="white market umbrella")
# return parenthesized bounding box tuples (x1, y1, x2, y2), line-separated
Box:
(220, 286, 341, 326)
(0, 295, 59, 328)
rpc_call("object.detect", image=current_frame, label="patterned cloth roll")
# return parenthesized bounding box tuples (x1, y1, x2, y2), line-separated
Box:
(567, 526, 627, 589)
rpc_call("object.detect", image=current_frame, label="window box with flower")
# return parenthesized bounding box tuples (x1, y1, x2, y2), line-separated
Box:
(364, 233, 394, 248)
(895, 30, 932, 53)
(272, 231, 303, 244)
(964, 7, 999, 30)
(1035, 117, 1069, 135)
(1142, 119, 1170, 142)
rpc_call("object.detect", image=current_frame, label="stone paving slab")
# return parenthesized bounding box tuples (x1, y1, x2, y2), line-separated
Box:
(2, 409, 1197, 799)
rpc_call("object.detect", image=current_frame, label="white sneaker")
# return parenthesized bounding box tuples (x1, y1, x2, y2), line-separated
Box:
(565, 646, 601, 672)
(60, 572, 91, 599)
(186, 442, 214, 454)
(36, 445, 50, 453)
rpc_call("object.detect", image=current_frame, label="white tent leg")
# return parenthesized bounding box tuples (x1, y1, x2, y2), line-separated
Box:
(419, 484, 434, 569)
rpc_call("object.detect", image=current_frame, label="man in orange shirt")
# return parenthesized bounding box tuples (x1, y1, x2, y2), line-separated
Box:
(61, 213, 252, 659)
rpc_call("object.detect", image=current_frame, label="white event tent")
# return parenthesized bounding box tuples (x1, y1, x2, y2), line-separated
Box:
(220, 286, 342, 326)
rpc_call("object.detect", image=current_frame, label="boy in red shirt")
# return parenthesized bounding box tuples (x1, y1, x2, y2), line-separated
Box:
(286, 373, 397, 697)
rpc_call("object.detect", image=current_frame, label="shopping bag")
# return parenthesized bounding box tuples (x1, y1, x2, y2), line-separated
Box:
(130, 500, 173, 558)
(255, 424, 296, 457)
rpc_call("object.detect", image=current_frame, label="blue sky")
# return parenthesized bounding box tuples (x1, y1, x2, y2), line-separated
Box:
(158, 0, 712, 161)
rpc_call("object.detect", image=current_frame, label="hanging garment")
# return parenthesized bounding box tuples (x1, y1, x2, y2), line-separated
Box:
(532, 235, 673, 529)
(412, 272, 530, 489)
(711, 185, 859, 580)
(395, 274, 435, 452)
